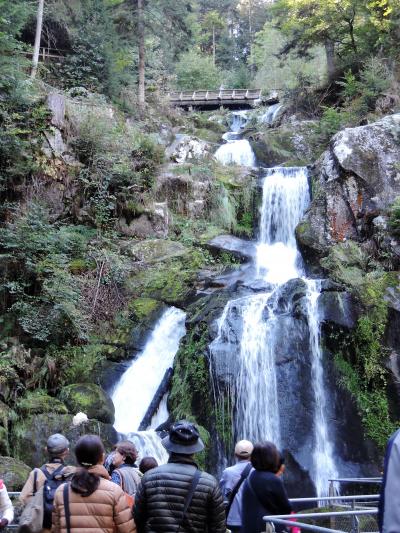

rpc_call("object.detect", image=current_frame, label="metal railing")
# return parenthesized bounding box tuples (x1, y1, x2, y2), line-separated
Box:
(265, 509, 378, 533)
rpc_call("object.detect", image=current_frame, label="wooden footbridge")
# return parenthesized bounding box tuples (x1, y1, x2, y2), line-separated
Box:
(169, 89, 275, 109)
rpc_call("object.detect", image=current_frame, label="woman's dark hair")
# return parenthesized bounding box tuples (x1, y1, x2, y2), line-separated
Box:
(251, 441, 280, 473)
(115, 441, 138, 465)
(71, 435, 105, 497)
(139, 456, 158, 474)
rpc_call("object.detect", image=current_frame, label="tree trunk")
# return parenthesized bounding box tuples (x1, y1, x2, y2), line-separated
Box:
(137, 0, 145, 116)
(212, 25, 216, 66)
(31, 0, 45, 79)
(325, 39, 336, 83)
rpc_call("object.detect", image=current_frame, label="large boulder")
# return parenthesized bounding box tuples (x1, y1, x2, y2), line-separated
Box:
(59, 384, 115, 424)
(11, 413, 118, 467)
(0, 456, 31, 490)
(166, 135, 211, 163)
(16, 391, 68, 417)
(297, 114, 400, 265)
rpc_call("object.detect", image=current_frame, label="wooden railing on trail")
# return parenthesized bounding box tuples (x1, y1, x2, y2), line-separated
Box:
(169, 89, 263, 108)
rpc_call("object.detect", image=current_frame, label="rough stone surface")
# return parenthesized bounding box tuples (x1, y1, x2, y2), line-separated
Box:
(118, 204, 169, 238)
(59, 383, 115, 424)
(207, 235, 256, 261)
(11, 413, 118, 467)
(318, 291, 361, 329)
(0, 456, 31, 490)
(297, 114, 400, 264)
(166, 135, 211, 163)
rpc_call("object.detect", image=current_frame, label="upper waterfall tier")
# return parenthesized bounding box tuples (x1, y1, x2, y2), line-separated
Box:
(112, 307, 186, 434)
(256, 167, 310, 284)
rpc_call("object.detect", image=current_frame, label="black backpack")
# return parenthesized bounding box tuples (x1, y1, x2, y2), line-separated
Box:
(41, 464, 66, 529)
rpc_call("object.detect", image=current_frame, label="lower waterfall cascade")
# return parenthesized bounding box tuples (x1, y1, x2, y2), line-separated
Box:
(111, 307, 186, 463)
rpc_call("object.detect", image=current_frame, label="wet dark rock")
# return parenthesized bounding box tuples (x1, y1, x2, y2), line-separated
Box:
(207, 235, 256, 262)
(318, 291, 361, 329)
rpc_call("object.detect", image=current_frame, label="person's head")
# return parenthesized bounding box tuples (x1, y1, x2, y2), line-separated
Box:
(251, 441, 280, 473)
(71, 435, 105, 497)
(162, 420, 204, 456)
(234, 440, 253, 461)
(46, 434, 70, 461)
(112, 441, 138, 467)
(139, 456, 158, 474)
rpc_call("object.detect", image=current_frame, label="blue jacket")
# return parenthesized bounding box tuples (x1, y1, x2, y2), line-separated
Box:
(379, 428, 400, 533)
(220, 460, 251, 526)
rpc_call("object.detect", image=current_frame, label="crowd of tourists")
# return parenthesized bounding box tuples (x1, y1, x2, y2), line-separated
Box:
(0, 420, 398, 532)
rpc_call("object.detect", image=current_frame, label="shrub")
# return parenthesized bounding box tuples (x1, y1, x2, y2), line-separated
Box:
(388, 197, 400, 236)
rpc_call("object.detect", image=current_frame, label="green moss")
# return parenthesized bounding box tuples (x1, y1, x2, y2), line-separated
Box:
(215, 396, 233, 451)
(59, 383, 115, 424)
(128, 298, 160, 321)
(68, 258, 91, 274)
(332, 270, 400, 449)
(320, 241, 369, 289)
(16, 390, 68, 416)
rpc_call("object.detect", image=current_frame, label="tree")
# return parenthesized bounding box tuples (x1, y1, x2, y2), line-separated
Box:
(201, 10, 226, 65)
(31, 0, 44, 79)
(175, 50, 222, 90)
(137, 0, 145, 115)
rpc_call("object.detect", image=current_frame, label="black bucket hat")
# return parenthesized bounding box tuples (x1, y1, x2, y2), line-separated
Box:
(162, 420, 205, 454)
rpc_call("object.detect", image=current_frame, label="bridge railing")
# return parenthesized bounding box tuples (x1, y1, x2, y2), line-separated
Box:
(169, 89, 262, 102)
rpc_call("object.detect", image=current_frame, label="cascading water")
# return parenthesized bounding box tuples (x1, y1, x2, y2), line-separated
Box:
(256, 167, 309, 284)
(260, 103, 283, 125)
(215, 111, 256, 167)
(111, 307, 186, 462)
(211, 116, 338, 495)
(305, 280, 339, 495)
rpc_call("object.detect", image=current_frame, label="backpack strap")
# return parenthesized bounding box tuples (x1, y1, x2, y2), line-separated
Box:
(225, 462, 252, 517)
(63, 483, 71, 533)
(33, 469, 38, 495)
(177, 469, 201, 532)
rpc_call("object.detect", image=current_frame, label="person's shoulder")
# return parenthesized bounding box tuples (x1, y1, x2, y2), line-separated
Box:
(198, 470, 219, 488)
(100, 477, 125, 496)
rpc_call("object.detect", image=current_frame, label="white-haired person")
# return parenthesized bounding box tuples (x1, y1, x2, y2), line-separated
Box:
(220, 440, 254, 533)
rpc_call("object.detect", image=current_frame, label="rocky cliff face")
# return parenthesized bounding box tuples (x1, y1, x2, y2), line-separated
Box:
(297, 114, 400, 267)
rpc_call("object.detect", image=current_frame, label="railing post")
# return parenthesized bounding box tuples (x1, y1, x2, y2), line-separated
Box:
(245, 89, 249, 98)
(351, 514, 360, 533)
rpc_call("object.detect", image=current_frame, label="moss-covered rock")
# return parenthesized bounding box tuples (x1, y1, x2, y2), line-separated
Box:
(320, 241, 368, 289)
(16, 390, 68, 417)
(0, 427, 9, 456)
(0, 456, 31, 490)
(59, 384, 115, 424)
(0, 400, 15, 428)
(11, 413, 118, 467)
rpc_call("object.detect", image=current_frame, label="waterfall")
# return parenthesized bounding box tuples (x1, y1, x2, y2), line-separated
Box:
(260, 103, 283, 125)
(211, 164, 338, 496)
(111, 307, 186, 462)
(215, 139, 255, 167)
(305, 280, 339, 496)
(215, 111, 256, 167)
(257, 167, 309, 284)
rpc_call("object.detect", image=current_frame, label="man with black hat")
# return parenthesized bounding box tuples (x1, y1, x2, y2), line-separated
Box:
(134, 420, 226, 532)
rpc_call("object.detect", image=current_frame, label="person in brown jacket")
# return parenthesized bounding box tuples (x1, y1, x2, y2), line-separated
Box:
(52, 434, 136, 533)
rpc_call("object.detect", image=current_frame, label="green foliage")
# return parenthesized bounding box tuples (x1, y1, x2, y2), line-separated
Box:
(388, 197, 400, 236)
(175, 50, 222, 90)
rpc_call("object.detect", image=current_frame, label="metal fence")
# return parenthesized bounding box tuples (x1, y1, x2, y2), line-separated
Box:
(266, 495, 380, 533)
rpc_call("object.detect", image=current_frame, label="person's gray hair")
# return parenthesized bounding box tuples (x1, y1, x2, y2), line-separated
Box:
(46, 433, 70, 456)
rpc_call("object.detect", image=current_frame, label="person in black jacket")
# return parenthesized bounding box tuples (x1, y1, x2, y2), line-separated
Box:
(241, 441, 291, 533)
(133, 420, 226, 533)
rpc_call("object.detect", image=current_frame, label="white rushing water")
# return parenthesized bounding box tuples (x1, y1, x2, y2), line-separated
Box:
(215, 110, 256, 167)
(257, 167, 310, 284)
(212, 137, 337, 494)
(260, 103, 283, 125)
(215, 139, 256, 167)
(305, 280, 339, 495)
(112, 307, 186, 462)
